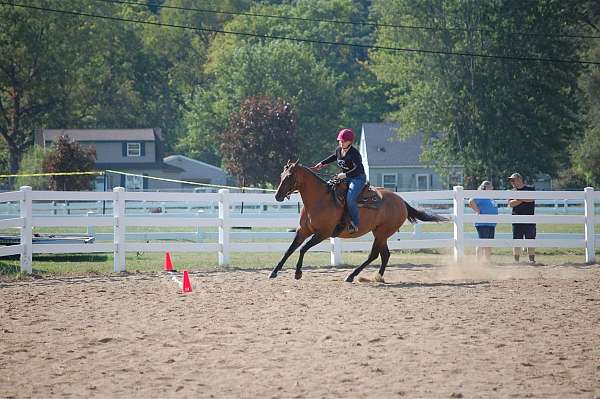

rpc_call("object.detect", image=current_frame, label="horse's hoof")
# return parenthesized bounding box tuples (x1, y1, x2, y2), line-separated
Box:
(344, 274, 354, 283)
(294, 271, 302, 280)
(268, 270, 278, 279)
(373, 273, 385, 283)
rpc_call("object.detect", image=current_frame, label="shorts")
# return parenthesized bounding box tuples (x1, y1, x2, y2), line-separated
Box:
(475, 225, 495, 239)
(512, 224, 536, 239)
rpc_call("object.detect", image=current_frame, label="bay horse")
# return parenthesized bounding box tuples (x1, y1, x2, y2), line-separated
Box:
(269, 160, 447, 282)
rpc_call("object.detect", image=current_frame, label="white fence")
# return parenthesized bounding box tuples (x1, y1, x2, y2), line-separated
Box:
(0, 186, 598, 274)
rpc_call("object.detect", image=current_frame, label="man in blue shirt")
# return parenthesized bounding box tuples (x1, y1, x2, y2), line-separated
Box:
(468, 180, 498, 261)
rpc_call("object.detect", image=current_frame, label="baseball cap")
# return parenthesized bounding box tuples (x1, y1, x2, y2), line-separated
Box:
(508, 172, 522, 180)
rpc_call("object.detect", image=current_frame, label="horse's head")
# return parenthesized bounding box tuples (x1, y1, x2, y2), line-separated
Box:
(275, 160, 300, 202)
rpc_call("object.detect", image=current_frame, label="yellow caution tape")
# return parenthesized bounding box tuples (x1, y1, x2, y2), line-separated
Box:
(0, 171, 104, 178)
(105, 169, 276, 192)
(0, 169, 276, 192)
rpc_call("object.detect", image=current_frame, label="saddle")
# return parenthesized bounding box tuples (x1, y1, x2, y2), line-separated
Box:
(327, 178, 384, 209)
(327, 178, 384, 237)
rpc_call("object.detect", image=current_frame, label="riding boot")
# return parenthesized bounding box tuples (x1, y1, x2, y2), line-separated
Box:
(347, 221, 358, 233)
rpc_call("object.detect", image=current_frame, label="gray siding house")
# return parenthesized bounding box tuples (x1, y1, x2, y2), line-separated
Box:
(359, 123, 463, 191)
(34, 128, 230, 191)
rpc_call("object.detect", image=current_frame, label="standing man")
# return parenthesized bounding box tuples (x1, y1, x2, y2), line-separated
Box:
(508, 173, 536, 264)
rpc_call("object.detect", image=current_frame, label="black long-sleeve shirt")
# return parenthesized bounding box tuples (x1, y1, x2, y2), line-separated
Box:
(320, 146, 366, 178)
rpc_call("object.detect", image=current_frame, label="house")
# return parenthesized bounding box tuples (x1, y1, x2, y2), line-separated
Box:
(359, 123, 464, 191)
(34, 128, 230, 191)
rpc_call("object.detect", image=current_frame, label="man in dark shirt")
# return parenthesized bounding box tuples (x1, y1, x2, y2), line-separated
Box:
(508, 172, 536, 264)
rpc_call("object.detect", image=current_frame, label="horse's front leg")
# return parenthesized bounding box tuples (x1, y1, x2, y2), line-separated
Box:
(269, 230, 308, 278)
(294, 234, 326, 280)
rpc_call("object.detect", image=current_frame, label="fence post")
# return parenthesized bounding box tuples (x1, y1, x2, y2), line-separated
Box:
(584, 187, 596, 264)
(218, 188, 230, 266)
(113, 187, 126, 272)
(19, 186, 32, 274)
(453, 186, 465, 262)
(196, 210, 203, 243)
(86, 211, 95, 238)
(413, 222, 422, 238)
(330, 237, 342, 266)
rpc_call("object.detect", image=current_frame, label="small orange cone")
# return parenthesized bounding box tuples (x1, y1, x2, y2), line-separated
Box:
(164, 252, 174, 272)
(182, 271, 192, 293)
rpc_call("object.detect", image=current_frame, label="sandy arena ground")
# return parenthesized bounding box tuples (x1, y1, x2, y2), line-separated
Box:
(1, 261, 599, 398)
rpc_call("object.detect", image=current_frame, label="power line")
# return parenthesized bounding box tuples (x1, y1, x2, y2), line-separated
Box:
(94, 0, 600, 41)
(2, 1, 600, 66)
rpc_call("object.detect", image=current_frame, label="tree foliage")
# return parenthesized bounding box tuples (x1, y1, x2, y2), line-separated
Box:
(0, 1, 80, 173)
(42, 136, 97, 191)
(179, 0, 392, 166)
(181, 39, 340, 165)
(369, 0, 584, 187)
(15, 145, 48, 190)
(570, 3, 600, 186)
(221, 97, 298, 187)
(2, 0, 596, 191)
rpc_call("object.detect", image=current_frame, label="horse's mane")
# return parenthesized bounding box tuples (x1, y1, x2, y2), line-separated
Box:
(298, 164, 328, 185)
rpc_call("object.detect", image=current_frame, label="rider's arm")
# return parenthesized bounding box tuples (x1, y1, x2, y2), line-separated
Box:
(319, 153, 337, 165)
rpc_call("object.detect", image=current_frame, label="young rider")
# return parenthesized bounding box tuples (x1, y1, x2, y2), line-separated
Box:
(312, 128, 367, 233)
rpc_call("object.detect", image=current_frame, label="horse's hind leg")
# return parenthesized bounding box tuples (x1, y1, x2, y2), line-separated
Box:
(294, 234, 325, 280)
(375, 242, 391, 283)
(344, 239, 382, 283)
(269, 230, 308, 279)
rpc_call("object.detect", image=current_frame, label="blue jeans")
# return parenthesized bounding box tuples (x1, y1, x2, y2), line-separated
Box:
(346, 174, 366, 227)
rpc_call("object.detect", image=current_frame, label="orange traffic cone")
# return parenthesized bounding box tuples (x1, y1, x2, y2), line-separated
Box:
(164, 252, 175, 272)
(182, 270, 192, 293)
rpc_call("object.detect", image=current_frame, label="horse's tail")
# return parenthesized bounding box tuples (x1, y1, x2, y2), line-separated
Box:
(405, 202, 448, 223)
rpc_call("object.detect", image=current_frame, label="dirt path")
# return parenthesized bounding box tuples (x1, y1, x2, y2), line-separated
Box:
(1, 262, 599, 398)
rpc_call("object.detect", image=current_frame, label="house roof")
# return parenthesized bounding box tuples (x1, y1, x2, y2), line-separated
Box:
(39, 129, 157, 142)
(163, 155, 225, 173)
(361, 123, 424, 167)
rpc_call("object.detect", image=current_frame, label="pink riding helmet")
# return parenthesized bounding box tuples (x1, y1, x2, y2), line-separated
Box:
(337, 128, 354, 142)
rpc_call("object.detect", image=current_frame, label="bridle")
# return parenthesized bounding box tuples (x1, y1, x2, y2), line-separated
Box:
(281, 168, 297, 200)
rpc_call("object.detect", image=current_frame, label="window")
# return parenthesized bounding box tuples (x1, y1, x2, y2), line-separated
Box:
(127, 142, 141, 157)
(416, 174, 430, 191)
(382, 174, 397, 191)
(125, 175, 143, 191)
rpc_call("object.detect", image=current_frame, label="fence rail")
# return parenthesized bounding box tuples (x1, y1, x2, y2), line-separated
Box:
(0, 186, 597, 273)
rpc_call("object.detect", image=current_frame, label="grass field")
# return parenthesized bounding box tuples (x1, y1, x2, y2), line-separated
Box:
(0, 221, 596, 279)
(1, 246, 595, 280)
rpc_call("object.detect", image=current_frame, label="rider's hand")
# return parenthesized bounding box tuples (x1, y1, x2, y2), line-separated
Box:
(337, 173, 346, 179)
(312, 162, 324, 171)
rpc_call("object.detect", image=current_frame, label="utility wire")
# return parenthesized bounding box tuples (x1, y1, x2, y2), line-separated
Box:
(94, 0, 600, 40)
(3, 2, 600, 66)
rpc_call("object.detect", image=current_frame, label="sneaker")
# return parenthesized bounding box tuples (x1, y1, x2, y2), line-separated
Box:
(347, 222, 358, 234)
(528, 256, 536, 265)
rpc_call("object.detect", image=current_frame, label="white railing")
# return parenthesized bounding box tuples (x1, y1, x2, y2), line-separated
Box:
(0, 186, 597, 274)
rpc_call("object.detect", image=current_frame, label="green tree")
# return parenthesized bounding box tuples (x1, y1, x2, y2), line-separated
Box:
(42, 136, 97, 191)
(369, 0, 584, 186)
(180, 0, 392, 166)
(15, 145, 48, 190)
(571, 3, 600, 186)
(181, 40, 340, 165)
(0, 1, 80, 173)
(221, 97, 298, 187)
